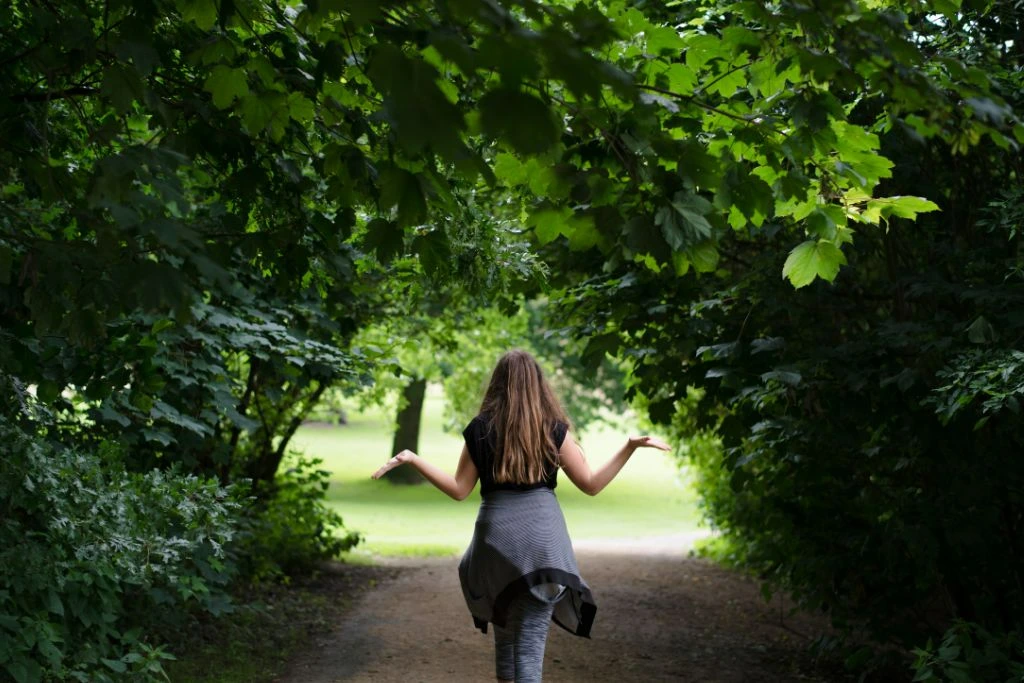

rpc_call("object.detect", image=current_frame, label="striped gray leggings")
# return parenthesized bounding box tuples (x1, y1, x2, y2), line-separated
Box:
(493, 592, 557, 682)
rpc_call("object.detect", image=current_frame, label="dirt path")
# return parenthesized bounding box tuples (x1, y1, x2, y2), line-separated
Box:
(278, 541, 851, 683)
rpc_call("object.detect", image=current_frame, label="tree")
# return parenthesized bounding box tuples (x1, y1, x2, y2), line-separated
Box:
(356, 295, 631, 484)
(545, 0, 1024, 675)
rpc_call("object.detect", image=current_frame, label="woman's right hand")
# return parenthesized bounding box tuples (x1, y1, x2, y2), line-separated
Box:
(627, 436, 671, 452)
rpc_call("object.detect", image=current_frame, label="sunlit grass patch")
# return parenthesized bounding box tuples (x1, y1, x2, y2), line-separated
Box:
(290, 389, 701, 557)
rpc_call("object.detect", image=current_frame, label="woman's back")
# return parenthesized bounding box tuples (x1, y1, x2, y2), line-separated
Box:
(462, 414, 568, 496)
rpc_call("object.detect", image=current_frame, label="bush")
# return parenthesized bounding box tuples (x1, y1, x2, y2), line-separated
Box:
(912, 622, 1024, 683)
(0, 426, 238, 682)
(232, 454, 361, 581)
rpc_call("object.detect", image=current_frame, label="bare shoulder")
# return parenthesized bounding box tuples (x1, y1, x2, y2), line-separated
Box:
(558, 431, 584, 465)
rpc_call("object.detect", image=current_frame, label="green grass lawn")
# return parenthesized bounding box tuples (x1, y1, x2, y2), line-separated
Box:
(290, 389, 700, 557)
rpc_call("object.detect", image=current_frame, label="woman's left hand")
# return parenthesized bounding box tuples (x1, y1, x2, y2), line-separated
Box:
(371, 449, 417, 479)
(627, 436, 672, 452)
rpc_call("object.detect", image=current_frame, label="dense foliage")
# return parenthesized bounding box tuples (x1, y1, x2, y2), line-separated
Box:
(550, 1, 1024, 678)
(2, 0, 1022, 679)
(439, 301, 629, 432)
(0, 426, 237, 681)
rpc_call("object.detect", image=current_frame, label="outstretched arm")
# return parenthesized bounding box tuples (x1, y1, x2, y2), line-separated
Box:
(371, 445, 479, 501)
(559, 433, 671, 496)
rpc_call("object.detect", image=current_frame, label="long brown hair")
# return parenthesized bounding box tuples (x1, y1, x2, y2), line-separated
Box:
(479, 350, 571, 484)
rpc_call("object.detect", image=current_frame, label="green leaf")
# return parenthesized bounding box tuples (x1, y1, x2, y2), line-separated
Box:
(966, 316, 997, 344)
(99, 403, 131, 427)
(761, 369, 802, 386)
(363, 218, 404, 263)
(203, 65, 249, 109)
(151, 400, 212, 435)
(685, 34, 725, 71)
(151, 319, 175, 334)
(718, 168, 773, 227)
(430, 33, 477, 77)
(658, 191, 713, 250)
(566, 214, 599, 251)
(413, 230, 451, 278)
(262, 93, 292, 141)
(287, 93, 315, 123)
(102, 658, 128, 674)
(479, 88, 559, 155)
(192, 36, 236, 65)
(526, 160, 559, 198)
(666, 63, 696, 93)
(528, 205, 598, 249)
(115, 40, 161, 76)
(678, 140, 721, 189)
(672, 252, 691, 276)
(843, 646, 874, 670)
(639, 91, 679, 113)
(177, 0, 218, 29)
(492, 153, 526, 185)
(6, 659, 41, 683)
(142, 428, 175, 446)
(689, 241, 720, 273)
(748, 58, 795, 98)
(624, 214, 671, 262)
(541, 39, 608, 100)
(832, 122, 892, 188)
(806, 208, 837, 240)
(721, 26, 761, 54)
(646, 26, 684, 54)
(531, 207, 573, 245)
(581, 332, 620, 368)
(368, 45, 465, 158)
(240, 93, 273, 134)
(476, 34, 541, 84)
(864, 196, 940, 224)
(36, 379, 62, 403)
(46, 590, 64, 616)
(656, 207, 685, 251)
(932, 0, 962, 20)
(379, 166, 427, 227)
(101, 65, 144, 114)
(782, 240, 847, 288)
(705, 66, 747, 98)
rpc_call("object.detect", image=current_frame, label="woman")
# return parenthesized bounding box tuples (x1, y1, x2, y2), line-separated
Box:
(371, 350, 670, 682)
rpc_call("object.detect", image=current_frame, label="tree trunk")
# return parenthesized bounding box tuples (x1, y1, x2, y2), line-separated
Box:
(245, 379, 327, 496)
(384, 377, 427, 484)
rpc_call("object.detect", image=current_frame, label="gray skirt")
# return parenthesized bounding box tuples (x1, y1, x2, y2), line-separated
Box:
(458, 488, 596, 637)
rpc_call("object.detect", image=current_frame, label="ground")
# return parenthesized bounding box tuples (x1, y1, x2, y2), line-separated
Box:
(277, 541, 857, 683)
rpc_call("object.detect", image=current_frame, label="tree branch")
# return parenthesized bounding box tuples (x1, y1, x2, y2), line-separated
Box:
(274, 381, 327, 462)
(636, 83, 758, 126)
(0, 43, 42, 69)
(227, 357, 260, 460)
(11, 86, 98, 103)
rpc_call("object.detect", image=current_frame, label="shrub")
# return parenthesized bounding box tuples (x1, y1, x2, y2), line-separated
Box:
(232, 454, 361, 581)
(912, 622, 1024, 683)
(0, 425, 238, 682)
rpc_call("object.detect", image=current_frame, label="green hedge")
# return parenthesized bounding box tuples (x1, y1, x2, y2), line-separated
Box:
(0, 427, 238, 682)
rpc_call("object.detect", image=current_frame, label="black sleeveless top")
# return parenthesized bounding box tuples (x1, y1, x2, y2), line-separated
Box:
(462, 414, 569, 496)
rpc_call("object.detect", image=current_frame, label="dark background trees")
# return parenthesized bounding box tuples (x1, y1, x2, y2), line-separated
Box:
(550, 2, 1024, 679)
